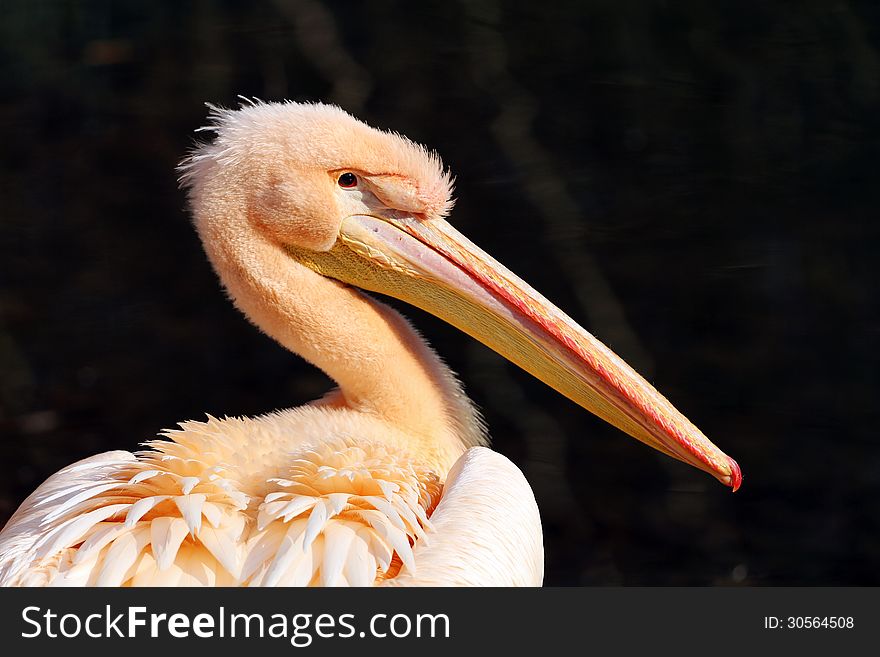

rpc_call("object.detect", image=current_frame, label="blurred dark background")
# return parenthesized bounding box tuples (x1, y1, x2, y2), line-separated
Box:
(0, 0, 877, 585)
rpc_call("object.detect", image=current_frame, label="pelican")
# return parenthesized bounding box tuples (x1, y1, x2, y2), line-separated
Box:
(0, 101, 741, 586)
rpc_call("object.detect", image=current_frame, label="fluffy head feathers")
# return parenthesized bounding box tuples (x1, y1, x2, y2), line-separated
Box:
(179, 100, 455, 230)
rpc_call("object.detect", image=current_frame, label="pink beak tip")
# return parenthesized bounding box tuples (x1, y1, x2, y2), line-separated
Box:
(726, 456, 743, 492)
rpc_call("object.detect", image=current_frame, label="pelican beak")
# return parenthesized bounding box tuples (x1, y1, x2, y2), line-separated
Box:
(290, 213, 742, 490)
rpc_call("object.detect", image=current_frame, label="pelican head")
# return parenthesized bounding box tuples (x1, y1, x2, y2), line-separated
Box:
(181, 100, 741, 491)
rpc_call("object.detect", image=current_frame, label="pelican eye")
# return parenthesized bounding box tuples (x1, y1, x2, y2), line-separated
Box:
(338, 172, 358, 188)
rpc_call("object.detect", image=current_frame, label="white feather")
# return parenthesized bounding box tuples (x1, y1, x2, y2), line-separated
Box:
(95, 528, 151, 586)
(150, 517, 189, 570)
(198, 522, 242, 578)
(125, 496, 169, 527)
(174, 494, 206, 534)
(320, 522, 357, 586)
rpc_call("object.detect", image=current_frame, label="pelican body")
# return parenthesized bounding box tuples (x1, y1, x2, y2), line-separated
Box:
(0, 101, 740, 586)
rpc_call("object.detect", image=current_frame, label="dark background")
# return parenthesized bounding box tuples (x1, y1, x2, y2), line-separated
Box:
(0, 0, 877, 585)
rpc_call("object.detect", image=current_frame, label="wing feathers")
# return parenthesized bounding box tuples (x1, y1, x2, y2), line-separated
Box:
(1, 434, 454, 587)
